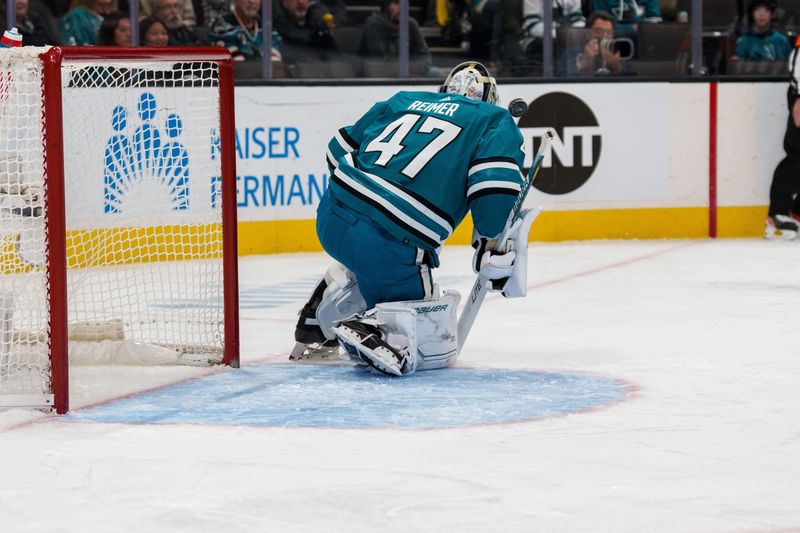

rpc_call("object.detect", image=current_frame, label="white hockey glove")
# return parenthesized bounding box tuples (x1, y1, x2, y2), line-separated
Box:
(471, 207, 542, 298)
(472, 234, 517, 290)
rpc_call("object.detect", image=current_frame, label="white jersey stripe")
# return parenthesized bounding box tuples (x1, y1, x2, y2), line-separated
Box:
(344, 153, 454, 236)
(468, 161, 520, 176)
(335, 131, 355, 153)
(326, 148, 339, 169)
(333, 169, 444, 245)
(363, 171, 454, 235)
(467, 180, 522, 197)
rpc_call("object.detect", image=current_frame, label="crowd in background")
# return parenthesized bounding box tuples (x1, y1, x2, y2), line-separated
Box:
(1, 0, 798, 78)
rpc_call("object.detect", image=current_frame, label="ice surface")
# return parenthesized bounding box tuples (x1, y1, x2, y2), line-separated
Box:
(1, 239, 799, 532)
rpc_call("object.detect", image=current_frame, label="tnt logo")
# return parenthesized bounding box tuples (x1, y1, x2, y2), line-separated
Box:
(103, 92, 189, 214)
(518, 92, 601, 195)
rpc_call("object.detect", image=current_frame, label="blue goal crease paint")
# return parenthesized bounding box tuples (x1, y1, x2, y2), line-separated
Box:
(67, 365, 634, 429)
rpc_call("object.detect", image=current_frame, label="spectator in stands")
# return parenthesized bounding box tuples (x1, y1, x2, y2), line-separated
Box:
(209, 0, 283, 61)
(520, 0, 585, 67)
(96, 11, 131, 45)
(198, 0, 230, 32)
(140, 0, 197, 27)
(558, 11, 629, 75)
(152, 0, 203, 45)
(59, 0, 115, 45)
(140, 14, 169, 45)
(731, 0, 790, 62)
(14, 0, 63, 45)
(273, 0, 340, 71)
(592, 0, 662, 30)
(358, 0, 439, 76)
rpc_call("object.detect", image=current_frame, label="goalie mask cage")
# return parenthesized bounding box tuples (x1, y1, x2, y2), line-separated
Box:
(0, 47, 239, 414)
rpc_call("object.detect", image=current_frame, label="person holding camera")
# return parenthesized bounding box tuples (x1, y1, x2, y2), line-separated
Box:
(560, 11, 630, 76)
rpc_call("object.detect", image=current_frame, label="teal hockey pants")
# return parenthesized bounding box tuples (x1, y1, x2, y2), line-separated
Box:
(316, 193, 434, 309)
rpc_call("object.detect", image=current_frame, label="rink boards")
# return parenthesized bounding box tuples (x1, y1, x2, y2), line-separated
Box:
(16, 82, 776, 257)
(229, 81, 783, 254)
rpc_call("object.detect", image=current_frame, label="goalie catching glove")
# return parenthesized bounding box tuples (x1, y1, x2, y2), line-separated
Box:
(471, 207, 541, 298)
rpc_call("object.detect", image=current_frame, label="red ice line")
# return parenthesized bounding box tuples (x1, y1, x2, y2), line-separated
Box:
(487, 240, 703, 300)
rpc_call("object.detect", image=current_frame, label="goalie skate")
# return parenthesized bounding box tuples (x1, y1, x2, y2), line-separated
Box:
(764, 214, 799, 241)
(333, 319, 406, 376)
(289, 339, 340, 361)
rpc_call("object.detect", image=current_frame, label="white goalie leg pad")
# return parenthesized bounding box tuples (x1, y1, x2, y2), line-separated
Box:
(373, 290, 461, 374)
(500, 207, 542, 299)
(316, 263, 367, 340)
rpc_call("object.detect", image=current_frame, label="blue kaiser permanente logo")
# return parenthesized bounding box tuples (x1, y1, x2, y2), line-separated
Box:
(103, 92, 190, 214)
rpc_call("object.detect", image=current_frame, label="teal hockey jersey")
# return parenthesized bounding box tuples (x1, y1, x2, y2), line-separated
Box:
(325, 91, 526, 257)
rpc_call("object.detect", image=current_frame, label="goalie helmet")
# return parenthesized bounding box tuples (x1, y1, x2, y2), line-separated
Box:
(439, 61, 499, 106)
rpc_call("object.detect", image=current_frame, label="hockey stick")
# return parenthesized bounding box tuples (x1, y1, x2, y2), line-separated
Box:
(456, 128, 555, 354)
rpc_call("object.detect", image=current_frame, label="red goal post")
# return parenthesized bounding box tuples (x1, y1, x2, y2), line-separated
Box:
(0, 47, 239, 414)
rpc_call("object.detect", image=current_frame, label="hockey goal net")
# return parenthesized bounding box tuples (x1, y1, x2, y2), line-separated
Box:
(0, 47, 239, 414)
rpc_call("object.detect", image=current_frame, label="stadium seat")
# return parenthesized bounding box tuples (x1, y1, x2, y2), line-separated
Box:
(702, 0, 738, 29)
(291, 61, 356, 79)
(332, 27, 363, 56)
(638, 23, 689, 60)
(627, 59, 684, 76)
(361, 59, 429, 78)
(234, 60, 287, 80)
(775, 0, 800, 33)
(556, 26, 590, 54)
(727, 60, 789, 75)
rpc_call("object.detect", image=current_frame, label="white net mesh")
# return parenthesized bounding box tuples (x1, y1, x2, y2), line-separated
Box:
(0, 48, 51, 406)
(1, 48, 230, 409)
